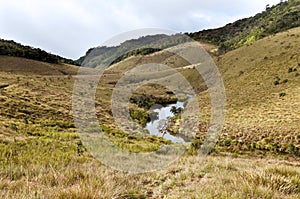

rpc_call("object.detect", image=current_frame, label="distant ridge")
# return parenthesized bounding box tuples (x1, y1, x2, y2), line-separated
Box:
(78, 0, 300, 68)
(0, 39, 79, 65)
(76, 34, 191, 68)
(1, 0, 300, 67)
(188, 0, 300, 52)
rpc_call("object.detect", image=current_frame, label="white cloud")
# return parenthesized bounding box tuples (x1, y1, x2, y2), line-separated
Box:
(0, 0, 281, 59)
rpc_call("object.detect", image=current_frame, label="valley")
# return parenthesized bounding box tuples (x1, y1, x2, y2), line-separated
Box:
(0, 1, 300, 198)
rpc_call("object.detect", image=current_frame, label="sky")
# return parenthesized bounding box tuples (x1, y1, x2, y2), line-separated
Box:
(0, 0, 282, 59)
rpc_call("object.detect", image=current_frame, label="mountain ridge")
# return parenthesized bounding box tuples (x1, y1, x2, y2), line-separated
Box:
(0, 39, 79, 65)
(78, 0, 300, 67)
(1, 2, 300, 198)
(188, 0, 300, 52)
(1, 0, 299, 67)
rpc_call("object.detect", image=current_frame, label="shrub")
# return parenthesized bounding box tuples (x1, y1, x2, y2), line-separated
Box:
(129, 109, 150, 127)
(287, 144, 299, 156)
(279, 92, 286, 97)
(223, 140, 231, 147)
(274, 80, 280, 85)
(170, 106, 183, 115)
(9, 123, 18, 131)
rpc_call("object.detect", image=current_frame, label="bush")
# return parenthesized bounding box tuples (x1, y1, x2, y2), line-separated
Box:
(9, 123, 18, 131)
(287, 144, 299, 156)
(288, 68, 297, 73)
(274, 76, 281, 85)
(170, 106, 183, 115)
(279, 93, 286, 97)
(274, 80, 280, 85)
(129, 109, 150, 127)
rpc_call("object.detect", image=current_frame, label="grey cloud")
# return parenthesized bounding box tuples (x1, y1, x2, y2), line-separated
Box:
(0, 0, 280, 59)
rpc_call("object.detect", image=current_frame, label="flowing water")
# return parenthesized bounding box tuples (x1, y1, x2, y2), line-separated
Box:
(145, 95, 193, 143)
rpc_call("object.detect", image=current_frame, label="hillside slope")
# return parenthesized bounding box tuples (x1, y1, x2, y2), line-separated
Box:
(0, 3, 300, 197)
(77, 34, 193, 68)
(0, 30, 300, 199)
(188, 0, 300, 52)
(0, 28, 300, 197)
(78, 0, 300, 68)
(103, 26, 300, 156)
(0, 39, 78, 65)
(0, 56, 79, 76)
(217, 27, 300, 129)
(193, 27, 300, 155)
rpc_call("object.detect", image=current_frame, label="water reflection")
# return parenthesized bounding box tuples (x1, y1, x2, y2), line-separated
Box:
(145, 95, 193, 143)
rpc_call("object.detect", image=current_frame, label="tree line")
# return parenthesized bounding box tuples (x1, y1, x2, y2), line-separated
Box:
(0, 39, 79, 65)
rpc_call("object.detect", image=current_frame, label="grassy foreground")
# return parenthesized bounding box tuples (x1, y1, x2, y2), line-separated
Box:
(0, 58, 299, 199)
(1, 136, 300, 198)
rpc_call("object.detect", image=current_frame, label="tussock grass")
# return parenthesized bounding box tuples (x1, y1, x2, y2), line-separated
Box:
(0, 27, 300, 198)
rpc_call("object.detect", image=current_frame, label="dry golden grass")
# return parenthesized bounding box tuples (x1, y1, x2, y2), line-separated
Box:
(0, 27, 300, 198)
(1, 149, 300, 198)
(193, 27, 300, 156)
(216, 27, 300, 130)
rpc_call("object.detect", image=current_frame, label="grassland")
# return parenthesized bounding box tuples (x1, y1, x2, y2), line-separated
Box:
(101, 27, 300, 157)
(0, 28, 300, 198)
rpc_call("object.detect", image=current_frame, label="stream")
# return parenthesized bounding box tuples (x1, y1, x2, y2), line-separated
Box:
(145, 95, 193, 143)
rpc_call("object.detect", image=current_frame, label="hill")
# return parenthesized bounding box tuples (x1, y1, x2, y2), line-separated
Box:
(76, 34, 192, 68)
(78, 0, 300, 69)
(0, 56, 80, 76)
(98, 26, 300, 157)
(0, 39, 79, 65)
(1, 1, 300, 198)
(188, 0, 300, 52)
(200, 26, 300, 155)
(1, 26, 300, 197)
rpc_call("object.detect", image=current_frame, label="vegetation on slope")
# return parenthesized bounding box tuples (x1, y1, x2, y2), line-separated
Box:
(0, 54, 299, 198)
(0, 39, 79, 65)
(0, 56, 79, 76)
(1, 2, 300, 197)
(105, 26, 300, 157)
(0, 28, 300, 198)
(3, 1, 299, 69)
(190, 27, 300, 157)
(188, 0, 300, 52)
(77, 0, 300, 69)
(77, 34, 192, 68)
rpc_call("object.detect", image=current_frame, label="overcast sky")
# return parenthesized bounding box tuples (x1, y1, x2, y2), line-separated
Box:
(0, 0, 281, 59)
